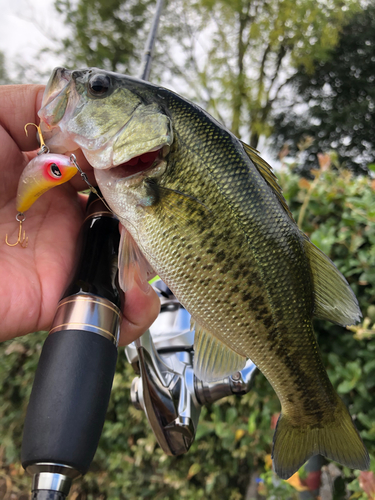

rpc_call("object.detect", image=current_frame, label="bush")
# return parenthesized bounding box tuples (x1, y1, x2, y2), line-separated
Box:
(1, 162, 374, 499)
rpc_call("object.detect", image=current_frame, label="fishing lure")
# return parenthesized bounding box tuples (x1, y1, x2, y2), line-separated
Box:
(5, 124, 77, 248)
(16, 152, 78, 213)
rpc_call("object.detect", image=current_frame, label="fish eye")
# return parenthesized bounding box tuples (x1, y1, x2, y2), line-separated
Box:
(49, 163, 62, 178)
(88, 74, 111, 96)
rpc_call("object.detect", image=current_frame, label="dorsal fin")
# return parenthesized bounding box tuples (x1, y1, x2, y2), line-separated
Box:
(240, 141, 294, 221)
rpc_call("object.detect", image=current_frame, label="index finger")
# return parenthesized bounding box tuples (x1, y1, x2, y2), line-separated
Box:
(0, 84, 45, 151)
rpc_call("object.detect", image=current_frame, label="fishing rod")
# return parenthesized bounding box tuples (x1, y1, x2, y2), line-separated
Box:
(139, 0, 164, 81)
(20, 3, 166, 499)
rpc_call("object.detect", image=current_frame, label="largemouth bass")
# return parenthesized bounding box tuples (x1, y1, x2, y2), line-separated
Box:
(35, 67, 369, 478)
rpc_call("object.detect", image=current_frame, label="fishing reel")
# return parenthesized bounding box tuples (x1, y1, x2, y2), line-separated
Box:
(125, 280, 258, 456)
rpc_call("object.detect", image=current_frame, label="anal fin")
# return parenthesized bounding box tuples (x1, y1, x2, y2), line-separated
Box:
(193, 324, 246, 382)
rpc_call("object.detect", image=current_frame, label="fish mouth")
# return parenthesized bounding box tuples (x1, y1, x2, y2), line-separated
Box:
(103, 146, 169, 186)
(110, 149, 161, 179)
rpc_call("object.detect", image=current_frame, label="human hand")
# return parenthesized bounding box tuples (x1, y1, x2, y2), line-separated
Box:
(0, 84, 160, 344)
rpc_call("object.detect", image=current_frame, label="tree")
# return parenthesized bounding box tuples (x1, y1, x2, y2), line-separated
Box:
(157, 0, 360, 147)
(271, 3, 375, 174)
(52, 0, 359, 149)
(54, 0, 155, 74)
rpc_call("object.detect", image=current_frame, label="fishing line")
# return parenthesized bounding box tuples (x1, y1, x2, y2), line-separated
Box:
(69, 153, 121, 217)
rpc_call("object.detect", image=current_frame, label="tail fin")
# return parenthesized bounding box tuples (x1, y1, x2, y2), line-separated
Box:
(272, 399, 369, 479)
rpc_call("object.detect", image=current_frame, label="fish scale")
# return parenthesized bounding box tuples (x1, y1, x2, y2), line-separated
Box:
(37, 67, 369, 479)
(144, 98, 333, 420)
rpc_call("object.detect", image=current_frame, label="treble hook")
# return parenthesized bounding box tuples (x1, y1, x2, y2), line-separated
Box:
(24, 122, 50, 155)
(5, 213, 28, 248)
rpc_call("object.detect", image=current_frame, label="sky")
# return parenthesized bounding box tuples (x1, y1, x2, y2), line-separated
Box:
(0, 0, 67, 82)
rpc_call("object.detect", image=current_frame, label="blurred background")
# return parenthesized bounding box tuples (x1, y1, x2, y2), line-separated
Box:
(0, 0, 374, 498)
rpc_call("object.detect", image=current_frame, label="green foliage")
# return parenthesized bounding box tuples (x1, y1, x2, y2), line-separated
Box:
(259, 469, 299, 500)
(272, 3, 375, 174)
(1, 163, 375, 498)
(54, 0, 154, 73)
(158, 0, 359, 147)
(50, 0, 358, 148)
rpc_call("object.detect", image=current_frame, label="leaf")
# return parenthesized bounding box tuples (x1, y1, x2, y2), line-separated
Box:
(235, 429, 246, 442)
(337, 379, 355, 394)
(285, 472, 309, 492)
(298, 178, 311, 190)
(187, 463, 201, 480)
(248, 413, 257, 434)
(359, 471, 375, 499)
(364, 359, 375, 375)
(317, 152, 331, 171)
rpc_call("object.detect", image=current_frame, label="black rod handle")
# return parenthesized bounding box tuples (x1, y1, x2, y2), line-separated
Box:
(21, 328, 118, 473)
(21, 193, 123, 499)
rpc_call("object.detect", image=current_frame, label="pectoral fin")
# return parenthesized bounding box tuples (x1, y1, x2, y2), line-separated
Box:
(193, 324, 246, 382)
(302, 235, 362, 326)
(118, 225, 155, 292)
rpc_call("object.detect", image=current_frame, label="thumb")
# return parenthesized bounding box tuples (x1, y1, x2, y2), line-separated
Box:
(118, 278, 160, 347)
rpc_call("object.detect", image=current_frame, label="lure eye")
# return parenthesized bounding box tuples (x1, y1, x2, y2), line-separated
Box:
(88, 74, 111, 96)
(49, 163, 62, 178)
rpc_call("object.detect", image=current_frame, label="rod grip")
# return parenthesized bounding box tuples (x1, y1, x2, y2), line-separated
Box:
(21, 329, 117, 475)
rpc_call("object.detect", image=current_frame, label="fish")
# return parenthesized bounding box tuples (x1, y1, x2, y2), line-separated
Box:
(33, 67, 369, 479)
(17, 153, 77, 212)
